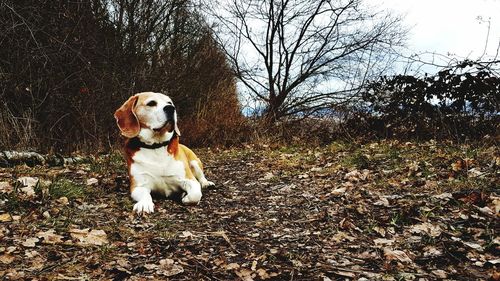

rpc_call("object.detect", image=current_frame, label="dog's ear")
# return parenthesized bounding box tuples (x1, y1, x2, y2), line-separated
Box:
(114, 95, 140, 138)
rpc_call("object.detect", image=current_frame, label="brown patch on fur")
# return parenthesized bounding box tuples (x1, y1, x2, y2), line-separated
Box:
(124, 139, 141, 192)
(114, 95, 140, 138)
(167, 135, 179, 156)
(183, 162, 195, 180)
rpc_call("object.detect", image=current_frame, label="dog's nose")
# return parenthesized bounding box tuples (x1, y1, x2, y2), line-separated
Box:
(163, 105, 175, 119)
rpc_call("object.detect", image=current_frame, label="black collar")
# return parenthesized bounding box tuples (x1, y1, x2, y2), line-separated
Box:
(129, 135, 175, 149)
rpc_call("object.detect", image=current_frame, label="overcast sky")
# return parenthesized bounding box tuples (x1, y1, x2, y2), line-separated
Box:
(376, 0, 500, 73)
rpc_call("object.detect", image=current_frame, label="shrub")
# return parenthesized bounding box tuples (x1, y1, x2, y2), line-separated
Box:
(358, 61, 499, 140)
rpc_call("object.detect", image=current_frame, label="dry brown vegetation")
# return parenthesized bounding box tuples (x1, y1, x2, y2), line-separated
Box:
(0, 0, 244, 152)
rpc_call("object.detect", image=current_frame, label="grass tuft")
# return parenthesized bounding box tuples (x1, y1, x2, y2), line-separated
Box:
(49, 179, 86, 199)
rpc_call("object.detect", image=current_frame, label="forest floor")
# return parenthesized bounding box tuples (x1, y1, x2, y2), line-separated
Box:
(0, 140, 498, 281)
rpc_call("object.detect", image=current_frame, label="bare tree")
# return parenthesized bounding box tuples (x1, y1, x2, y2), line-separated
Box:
(208, 0, 406, 122)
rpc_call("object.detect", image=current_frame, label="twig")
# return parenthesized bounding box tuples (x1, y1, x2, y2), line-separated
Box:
(36, 257, 73, 275)
(212, 231, 238, 252)
(190, 230, 239, 253)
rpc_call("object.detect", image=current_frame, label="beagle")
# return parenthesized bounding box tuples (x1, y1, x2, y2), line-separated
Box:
(114, 92, 214, 214)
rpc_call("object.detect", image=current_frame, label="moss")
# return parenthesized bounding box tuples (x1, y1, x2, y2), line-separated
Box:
(343, 150, 371, 169)
(49, 179, 86, 199)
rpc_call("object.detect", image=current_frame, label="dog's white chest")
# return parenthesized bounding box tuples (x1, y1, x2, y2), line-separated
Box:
(130, 148, 185, 180)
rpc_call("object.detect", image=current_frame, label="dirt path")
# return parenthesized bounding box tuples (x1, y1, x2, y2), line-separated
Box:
(0, 141, 498, 280)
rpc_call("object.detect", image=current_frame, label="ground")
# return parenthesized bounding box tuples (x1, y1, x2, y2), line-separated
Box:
(0, 140, 498, 280)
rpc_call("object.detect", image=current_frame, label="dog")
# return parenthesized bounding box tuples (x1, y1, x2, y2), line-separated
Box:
(114, 92, 214, 214)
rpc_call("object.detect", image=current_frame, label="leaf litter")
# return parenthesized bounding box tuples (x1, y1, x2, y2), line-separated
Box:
(0, 140, 498, 280)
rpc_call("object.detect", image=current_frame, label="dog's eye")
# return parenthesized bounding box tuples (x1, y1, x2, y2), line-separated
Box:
(146, 101, 157, 107)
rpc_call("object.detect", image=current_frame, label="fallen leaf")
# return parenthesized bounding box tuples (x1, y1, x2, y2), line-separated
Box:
(330, 187, 346, 196)
(42, 211, 51, 219)
(335, 270, 356, 278)
(116, 258, 131, 268)
(157, 258, 184, 276)
(143, 263, 158, 270)
(374, 238, 395, 246)
(491, 271, 500, 281)
(0, 213, 12, 222)
(424, 180, 438, 189)
(236, 268, 255, 281)
(18, 176, 38, 188)
(22, 237, 39, 248)
(256, 268, 271, 279)
(372, 226, 386, 237)
(36, 229, 64, 244)
(433, 192, 453, 201)
(374, 196, 390, 207)
(6, 246, 16, 254)
(409, 222, 442, 237)
(454, 190, 488, 206)
(0, 254, 15, 264)
(432, 269, 447, 279)
(331, 231, 356, 242)
(24, 250, 39, 258)
(0, 182, 13, 194)
(86, 178, 98, 185)
(463, 241, 484, 251)
(179, 231, 194, 238)
(291, 259, 303, 267)
(451, 159, 471, 172)
(468, 167, 483, 177)
(492, 237, 500, 246)
(344, 169, 370, 182)
(69, 228, 108, 246)
(56, 196, 69, 205)
(423, 246, 442, 257)
(477, 206, 494, 216)
(30, 256, 45, 270)
(487, 258, 500, 265)
(383, 248, 413, 264)
(262, 172, 274, 180)
(225, 263, 240, 270)
(491, 198, 500, 214)
(4, 269, 25, 280)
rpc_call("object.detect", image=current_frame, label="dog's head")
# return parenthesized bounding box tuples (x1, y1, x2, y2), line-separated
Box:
(114, 92, 180, 141)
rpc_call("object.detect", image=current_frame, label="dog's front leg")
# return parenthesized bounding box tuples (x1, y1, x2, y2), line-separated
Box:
(131, 186, 155, 214)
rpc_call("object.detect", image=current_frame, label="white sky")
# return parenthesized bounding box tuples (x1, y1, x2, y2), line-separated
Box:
(376, 0, 500, 72)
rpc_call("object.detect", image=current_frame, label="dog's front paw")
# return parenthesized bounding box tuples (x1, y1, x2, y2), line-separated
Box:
(133, 200, 155, 214)
(201, 180, 215, 188)
(182, 189, 202, 205)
